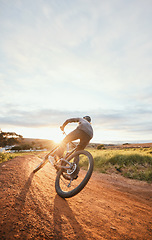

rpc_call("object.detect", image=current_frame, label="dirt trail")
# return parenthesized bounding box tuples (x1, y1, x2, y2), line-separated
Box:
(0, 155, 152, 240)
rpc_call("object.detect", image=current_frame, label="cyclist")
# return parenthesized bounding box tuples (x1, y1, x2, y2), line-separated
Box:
(58, 116, 93, 157)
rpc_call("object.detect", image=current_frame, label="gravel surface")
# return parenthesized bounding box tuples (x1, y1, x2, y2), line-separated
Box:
(0, 155, 152, 239)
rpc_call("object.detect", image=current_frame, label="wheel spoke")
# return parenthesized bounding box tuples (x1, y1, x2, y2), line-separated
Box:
(55, 150, 94, 198)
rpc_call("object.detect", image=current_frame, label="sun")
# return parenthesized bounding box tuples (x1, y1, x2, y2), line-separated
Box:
(48, 128, 64, 144)
(10, 127, 64, 143)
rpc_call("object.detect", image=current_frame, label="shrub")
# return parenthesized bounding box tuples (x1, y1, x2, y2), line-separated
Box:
(97, 144, 105, 150)
(108, 153, 152, 166)
(0, 153, 14, 163)
(11, 144, 32, 151)
(89, 148, 152, 182)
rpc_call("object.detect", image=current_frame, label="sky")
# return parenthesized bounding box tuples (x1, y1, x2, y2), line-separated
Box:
(0, 0, 152, 143)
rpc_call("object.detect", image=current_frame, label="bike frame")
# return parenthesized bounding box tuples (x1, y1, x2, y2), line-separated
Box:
(47, 139, 78, 172)
(33, 129, 94, 198)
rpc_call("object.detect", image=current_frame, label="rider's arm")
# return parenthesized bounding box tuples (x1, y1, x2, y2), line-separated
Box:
(60, 118, 80, 131)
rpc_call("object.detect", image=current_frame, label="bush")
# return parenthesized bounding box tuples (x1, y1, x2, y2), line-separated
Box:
(97, 144, 105, 150)
(11, 144, 32, 151)
(108, 153, 152, 166)
(0, 153, 14, 163)
(11, 146, 22, 151)
(89, 148, 152, 182)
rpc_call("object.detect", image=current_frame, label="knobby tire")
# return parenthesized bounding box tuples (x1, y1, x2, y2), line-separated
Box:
(55, 150, 94, 198)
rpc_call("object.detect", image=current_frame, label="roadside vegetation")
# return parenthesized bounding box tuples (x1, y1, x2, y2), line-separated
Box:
(0, 152, 15, 163)
(0, 151, 45, 164)
(1, 136, 152, 182)
(0, 129, 55, 152)
(90, 147, 152, 182)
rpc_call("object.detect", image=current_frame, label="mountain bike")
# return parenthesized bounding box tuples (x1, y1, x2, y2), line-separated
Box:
(33, 131, 94, 198)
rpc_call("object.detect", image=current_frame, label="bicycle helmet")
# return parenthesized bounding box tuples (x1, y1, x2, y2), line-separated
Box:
(83, 116, 91, 123)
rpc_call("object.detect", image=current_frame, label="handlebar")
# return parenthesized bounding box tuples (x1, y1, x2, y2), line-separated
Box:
(61, 130, 66, 135)
(60, 126, 64, 132)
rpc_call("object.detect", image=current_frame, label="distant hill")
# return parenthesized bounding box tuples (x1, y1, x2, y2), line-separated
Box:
(21, 138, 56, 150)
(21, 138, 152, 150)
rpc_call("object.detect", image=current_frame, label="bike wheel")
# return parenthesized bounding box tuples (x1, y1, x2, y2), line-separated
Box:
(33, 158, 48, 173)
(55, 150, 94, 198)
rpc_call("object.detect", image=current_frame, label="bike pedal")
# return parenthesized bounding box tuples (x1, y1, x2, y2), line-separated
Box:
(73, 175, 78, 180)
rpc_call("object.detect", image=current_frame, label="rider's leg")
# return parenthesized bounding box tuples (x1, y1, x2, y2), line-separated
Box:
(73, 130, 91, 164)
(71, 131, 91, 179)
(55, 129, 86, 158)
(58, 129, 91, 179)
(54, 129, 91, 178)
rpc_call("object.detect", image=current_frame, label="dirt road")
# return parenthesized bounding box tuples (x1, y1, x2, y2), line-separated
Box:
(0, 155, 152, 240)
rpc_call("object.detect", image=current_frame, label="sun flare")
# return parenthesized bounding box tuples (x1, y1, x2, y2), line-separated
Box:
(5, 127, 65, 143)
(47, 128, 64, 143)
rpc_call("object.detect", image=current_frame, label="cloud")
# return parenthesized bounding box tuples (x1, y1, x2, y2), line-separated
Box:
(0, 105, 151, 136)
(0, 0, 152, 141)
(1, 0, 152, 93)
(0, 107, 67, 127)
